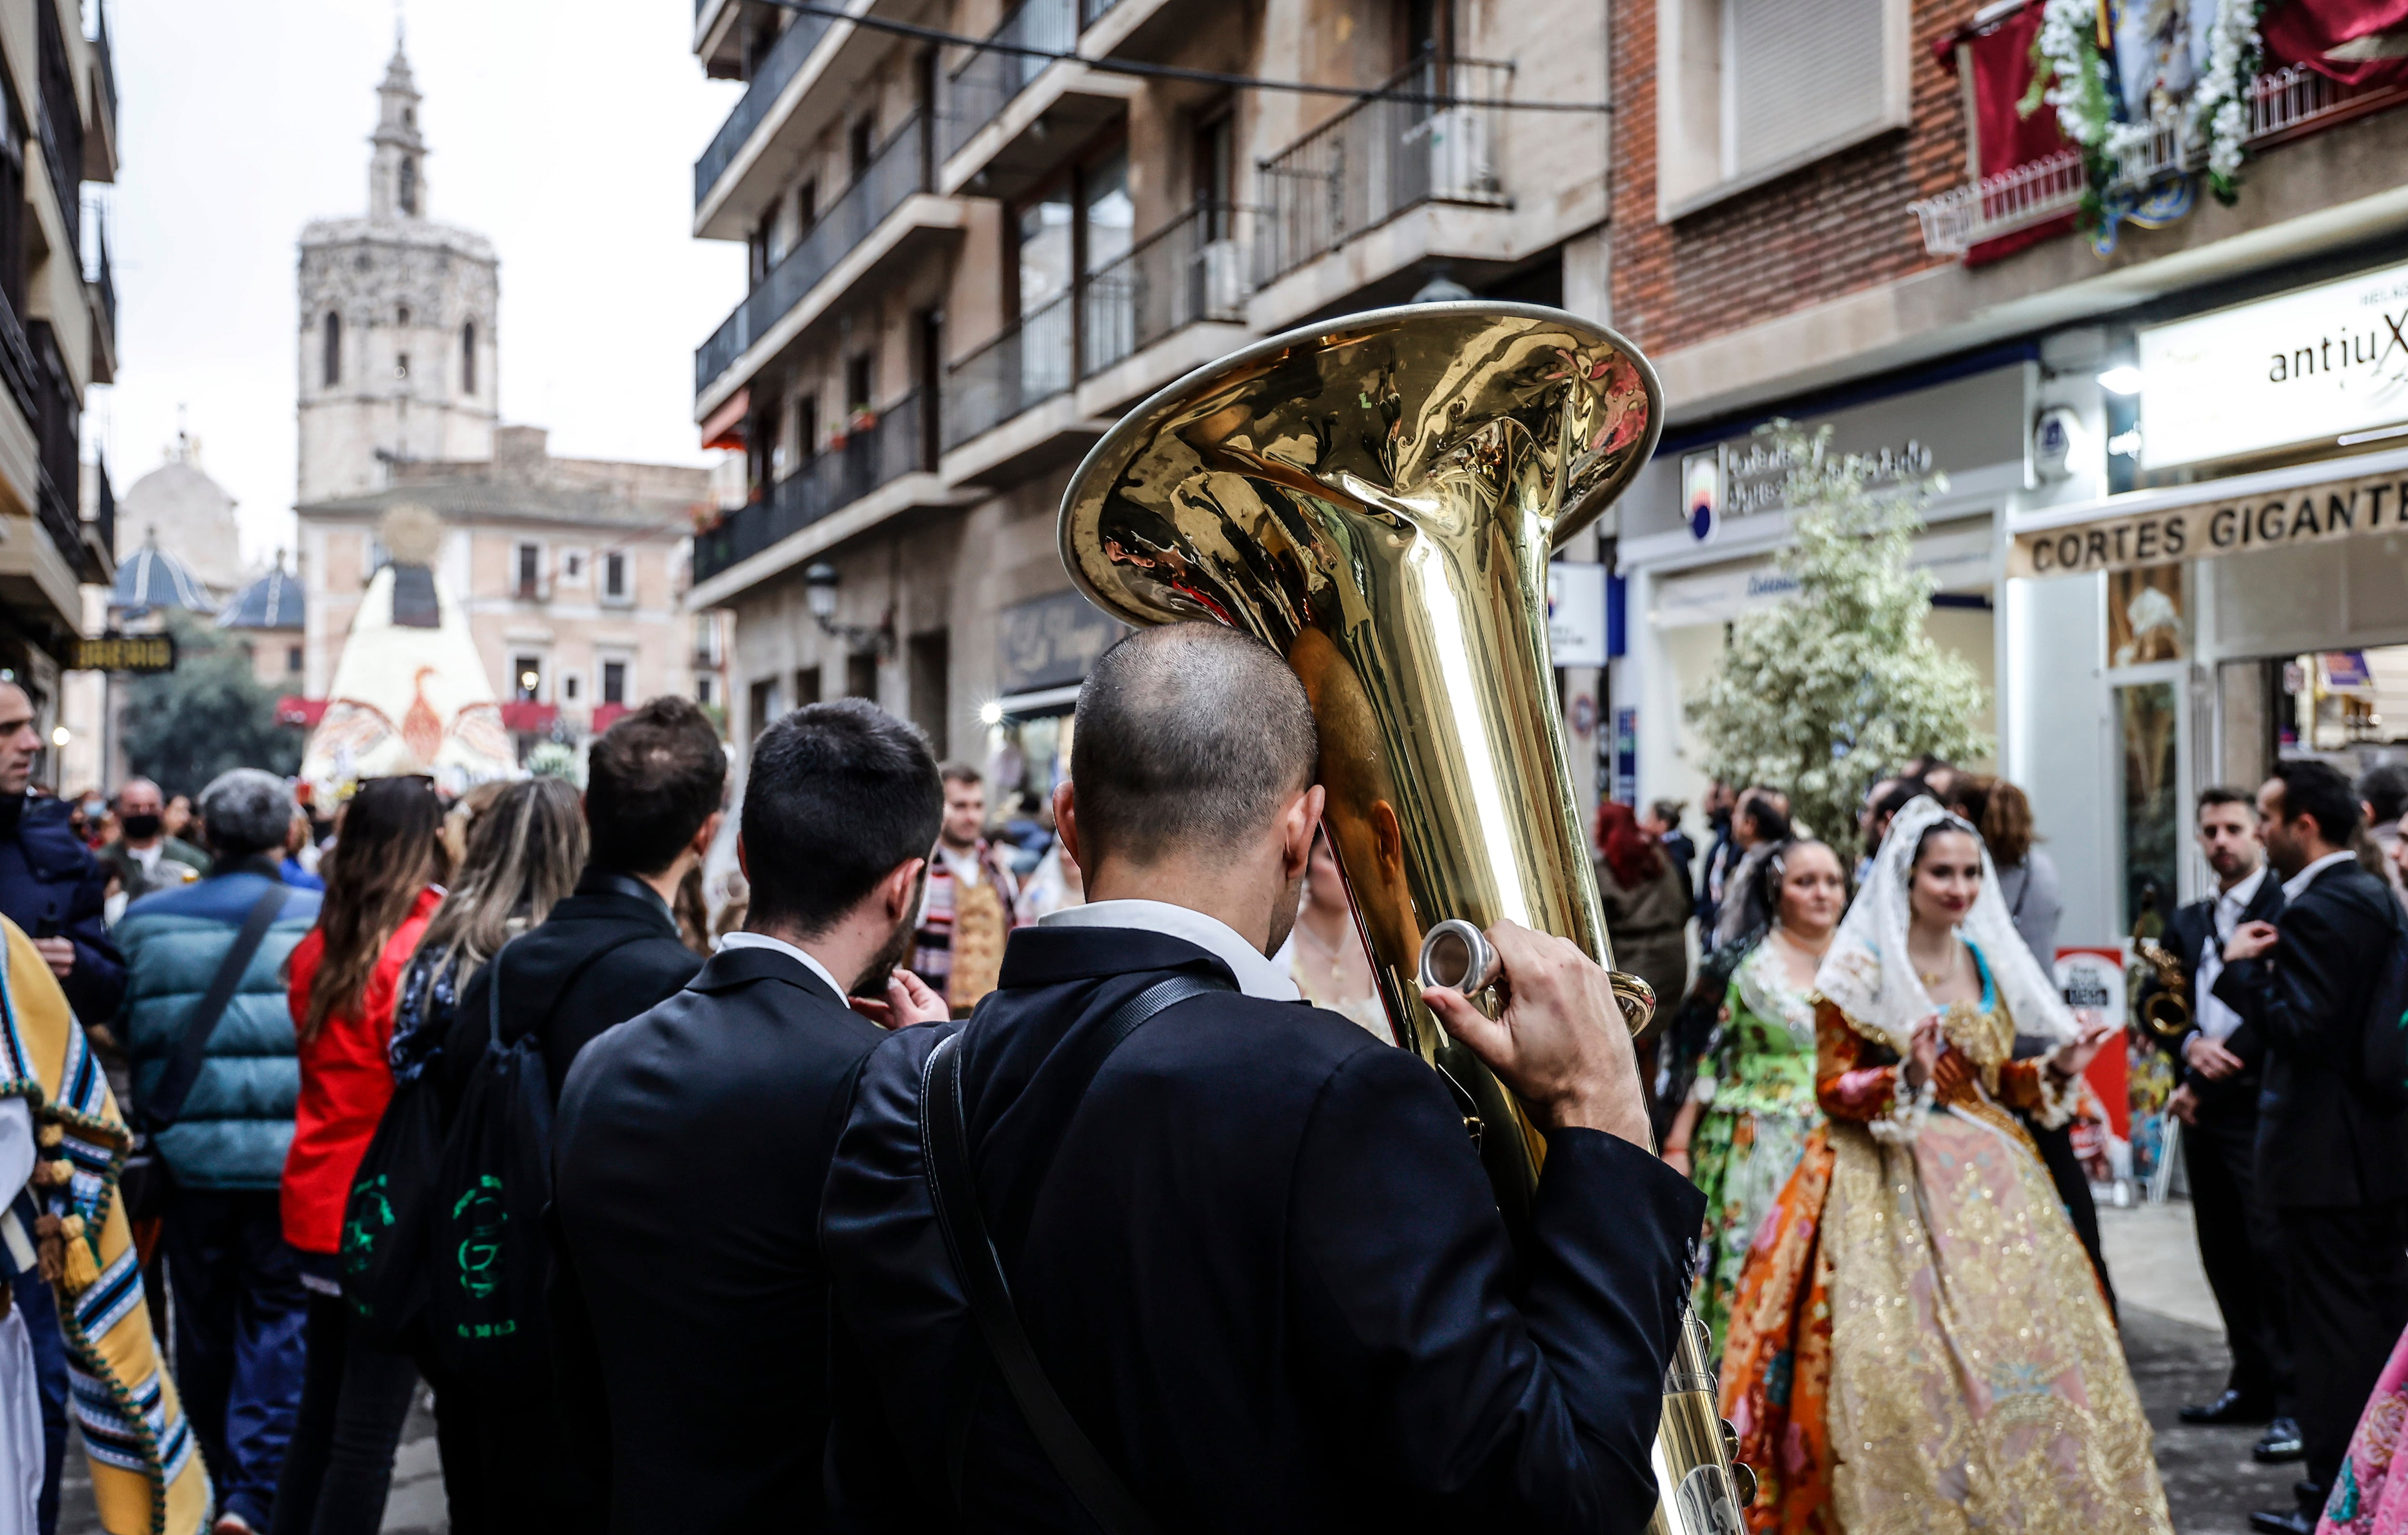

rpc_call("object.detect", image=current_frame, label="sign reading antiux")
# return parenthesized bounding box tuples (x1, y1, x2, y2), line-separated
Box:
(68, 633, 176, 673)
(2010, 463, 2408, 578)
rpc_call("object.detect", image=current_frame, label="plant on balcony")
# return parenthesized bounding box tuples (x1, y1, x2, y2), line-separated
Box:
(1685, 423, 1993, 849)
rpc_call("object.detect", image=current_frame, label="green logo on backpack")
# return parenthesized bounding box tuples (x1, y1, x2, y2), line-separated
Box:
(452, 1174, 506, 1300)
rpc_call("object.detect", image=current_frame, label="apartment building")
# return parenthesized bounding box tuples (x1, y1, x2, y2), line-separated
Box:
(1609, 0, 2408, 948)
(0, 0, 117, 778)
(684, 0, 1614, 815)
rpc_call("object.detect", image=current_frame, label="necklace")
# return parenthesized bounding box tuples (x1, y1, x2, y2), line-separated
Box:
(1294, 911, 1353, 989)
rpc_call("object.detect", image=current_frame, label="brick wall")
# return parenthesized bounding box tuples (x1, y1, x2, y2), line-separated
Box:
(1610, 0, 1970, 358)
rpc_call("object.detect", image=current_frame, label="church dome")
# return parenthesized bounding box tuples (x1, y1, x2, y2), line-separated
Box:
(217, 561, 303, 631)
(111, 534, 215, 617)
(120, 442, 245, 592)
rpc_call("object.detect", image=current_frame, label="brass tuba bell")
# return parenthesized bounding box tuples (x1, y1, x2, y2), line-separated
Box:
(1060, 301, 1752, 1534)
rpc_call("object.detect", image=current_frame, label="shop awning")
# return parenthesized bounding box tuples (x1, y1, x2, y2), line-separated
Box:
(699, 388, 749, 452)
(2006, 442, 2408, 578)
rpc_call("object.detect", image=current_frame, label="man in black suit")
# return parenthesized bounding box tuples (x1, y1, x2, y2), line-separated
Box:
(2213, 759, 2408, 1535)
(2147, 786, 2296, 1461)
(551, 699, 946, 1533)
(821, 623, 1704, 1534)
(435, 695, 729, 1529)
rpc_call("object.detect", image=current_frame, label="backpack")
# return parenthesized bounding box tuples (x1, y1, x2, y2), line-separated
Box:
(2360, 908, 2408, 1112)
(339, 1061, 447, 1345)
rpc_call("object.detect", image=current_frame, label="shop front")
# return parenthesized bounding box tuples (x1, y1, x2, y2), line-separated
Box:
(2005, 254, 2408, 942)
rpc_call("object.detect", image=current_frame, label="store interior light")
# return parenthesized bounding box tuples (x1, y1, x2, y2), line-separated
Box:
(2097, 365, 2146, 396)
(977, 700, 1004, 727)
(48, 726, 67, 748)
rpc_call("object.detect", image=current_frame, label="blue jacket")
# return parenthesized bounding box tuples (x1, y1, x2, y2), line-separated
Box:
(0, 794, 123, 1025)
(116, 863, 321, 1190)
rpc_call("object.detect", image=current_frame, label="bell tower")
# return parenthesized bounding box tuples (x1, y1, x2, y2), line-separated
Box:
(295, 35, 498, 506)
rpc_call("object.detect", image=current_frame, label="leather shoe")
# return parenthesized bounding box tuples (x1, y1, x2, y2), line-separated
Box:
(2249, 1510, 2315, 1535)
(2253, 1417, 2305, 1463)
(2181, 1388, 2276, 1425)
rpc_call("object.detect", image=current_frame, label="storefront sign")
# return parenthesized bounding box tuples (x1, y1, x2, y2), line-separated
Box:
(997, 589, 1123, 694)
(68, 633, 175, 673)
(2009, 461, 2408, 577)
(1547, 562, 1608, 667)
(2139, 258, 2408, 470)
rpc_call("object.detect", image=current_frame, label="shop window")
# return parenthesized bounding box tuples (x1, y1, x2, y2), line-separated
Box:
(2107, 567, 2189, 669)
(514, 656, 544, 703)
(845, 653, 878, 702)
(602, 659, 628, 707)
(2115, 679, 2180, 939)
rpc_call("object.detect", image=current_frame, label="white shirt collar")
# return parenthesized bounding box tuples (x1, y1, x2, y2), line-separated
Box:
(1038, 898, 1299, 1002)
(2283, 849, 2358, 904)
(2217, 866, 2267, 919)
(718, 931, 850, 1003)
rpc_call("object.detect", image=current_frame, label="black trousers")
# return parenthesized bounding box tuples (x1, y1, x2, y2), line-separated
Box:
(430, 1368, 606, 1535)
(2021, 1115, 2117, 1318)
(268, 1290, 420, 1535)
(2185, 1106, 2295, 1412)
(2280, 1199, 2408, 1494)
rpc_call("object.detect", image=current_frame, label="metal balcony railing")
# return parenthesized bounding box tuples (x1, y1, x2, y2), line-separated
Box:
(943, 292, 1074, 451)
(695, 113, 927, 398)
(89, 450, 113, 564)
(1079, 202, 1254, 377)
(693, 391, 928, 584)
(1080, 0, 1124, 25)
(1254, 56, 1511, 288)
(939, 0, 1076, 166)
(89, 1, 115, 132)
(695, 7, 838, 207)
(0, 283, 38, 430)
(36, 0, 78, 252)
(86, 214, 113, 342)
(1910, 66, 2408, 256)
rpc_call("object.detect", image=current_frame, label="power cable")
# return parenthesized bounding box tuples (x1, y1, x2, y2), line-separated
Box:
(744, 0, 1610, 113)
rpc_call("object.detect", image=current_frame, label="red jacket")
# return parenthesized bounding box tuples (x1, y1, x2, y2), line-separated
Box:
(281, 886, 442, 1254)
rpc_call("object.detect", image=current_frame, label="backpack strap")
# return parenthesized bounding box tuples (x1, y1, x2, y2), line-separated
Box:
(919, 971, 1229, 1535)
(142, 883, 290, 1133)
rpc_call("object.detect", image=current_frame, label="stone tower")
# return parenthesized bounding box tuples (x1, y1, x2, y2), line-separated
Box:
(296, 36, 498, 505)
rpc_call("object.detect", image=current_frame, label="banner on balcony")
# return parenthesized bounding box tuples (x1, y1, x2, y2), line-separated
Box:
(1937, 0, 2079, 264)
(2264, 0, 2408, 87)
(2009, 461, 2408, 577)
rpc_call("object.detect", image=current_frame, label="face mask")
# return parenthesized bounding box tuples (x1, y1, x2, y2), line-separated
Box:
(78, 800, 102, 820)
(120, 813, 162, 840)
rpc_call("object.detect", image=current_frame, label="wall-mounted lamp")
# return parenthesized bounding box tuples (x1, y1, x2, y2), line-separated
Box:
(803, 562, 895, 655)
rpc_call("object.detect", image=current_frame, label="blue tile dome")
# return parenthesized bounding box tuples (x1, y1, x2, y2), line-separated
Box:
(109, 534, 215, 617)
(217, 560, 303, 630)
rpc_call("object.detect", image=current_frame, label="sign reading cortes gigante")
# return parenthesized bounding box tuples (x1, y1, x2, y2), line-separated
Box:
(2010, 462, 2408, 577)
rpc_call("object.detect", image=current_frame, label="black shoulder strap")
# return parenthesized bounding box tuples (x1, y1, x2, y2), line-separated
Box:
(142, 884, 290, 1133)
(483, 932, 650, 1051)
(920, 971, 1228, 1535)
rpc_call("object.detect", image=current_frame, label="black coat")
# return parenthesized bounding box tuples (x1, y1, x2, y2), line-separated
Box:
(2213, 858, 2408, 1208)
(551, 943, 888, 1535)
(2142, 873, 2285, 1118)
(0, 794, 121, 1025)
(439, 866, 704, 1114)
(820, 924, 1704, 1535)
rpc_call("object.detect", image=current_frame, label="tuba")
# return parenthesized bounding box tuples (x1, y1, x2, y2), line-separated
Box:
(1060, 302, 1752, 1534)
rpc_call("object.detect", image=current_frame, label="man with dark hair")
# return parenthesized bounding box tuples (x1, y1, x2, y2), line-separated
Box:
(436, 695, 727, 1528)
(551, 699, 945, 1534)
(2146, 787, 2297, 1463)
(2356, 761, 2408, 905)
(911, 762, 1023, 1012)
(2215, 758, 2408, 1534)
(822, 623, 1701, 1532)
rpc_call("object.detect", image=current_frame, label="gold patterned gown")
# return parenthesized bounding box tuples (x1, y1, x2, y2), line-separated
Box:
(1719, 942, 2172, 1535)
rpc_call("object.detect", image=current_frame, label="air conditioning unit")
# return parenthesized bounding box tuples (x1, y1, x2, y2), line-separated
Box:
(1198, 238, 1246, 316)
(1421, 106, 1499, 202)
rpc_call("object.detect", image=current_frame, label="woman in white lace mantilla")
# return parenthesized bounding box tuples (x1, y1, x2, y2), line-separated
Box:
(1718, 797, 2171, 1534)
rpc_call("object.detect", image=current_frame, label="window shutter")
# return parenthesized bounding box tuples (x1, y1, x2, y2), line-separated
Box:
(1727, 0, 1886, 177)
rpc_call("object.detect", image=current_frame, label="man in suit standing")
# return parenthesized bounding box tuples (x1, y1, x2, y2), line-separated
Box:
(2152, 787, 2297, 1462)
(550, 699, 948, 1534)
(821, 624, 1704, 1534)
(2214, 759, 2408, 1535)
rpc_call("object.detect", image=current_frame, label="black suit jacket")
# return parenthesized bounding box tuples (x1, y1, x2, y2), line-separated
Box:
(551, 943, 889, 1535)
(2144, 873, 2285, 1117)
(439, 865, 705, 1114)
(821, 924, 1705, 1535)
(2213, 858, 2408, 1208)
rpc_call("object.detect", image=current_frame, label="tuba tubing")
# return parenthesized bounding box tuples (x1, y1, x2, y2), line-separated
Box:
(1061, 302, 1751, 1534)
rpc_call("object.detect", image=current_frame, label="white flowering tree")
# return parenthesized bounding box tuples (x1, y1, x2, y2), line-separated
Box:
(1684, 423, 1994, 848)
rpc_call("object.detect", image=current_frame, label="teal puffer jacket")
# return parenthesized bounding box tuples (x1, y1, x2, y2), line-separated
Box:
(117, 866, 322, 1191)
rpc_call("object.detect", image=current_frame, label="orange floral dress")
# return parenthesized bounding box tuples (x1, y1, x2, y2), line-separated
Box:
(1716, 946, 2170, 1535)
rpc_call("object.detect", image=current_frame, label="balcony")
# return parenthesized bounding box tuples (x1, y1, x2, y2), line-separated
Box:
(84, 0, 116, 182)
(944, 203, 1256, 477)
(87, 451, 113, 576)
(84, 215, 113, 384)
(937, 0, 1140, 201)
(0, 285, 38, 432)
(696, 113, 957, 410)
(26, 322, 88, 582)
(36, 0, 79, 253)
(694, 6, 838, 210)
(1910, 66, 2408, 258)
(692, 391, 940, 589)
(1253, 57, 1513, 292)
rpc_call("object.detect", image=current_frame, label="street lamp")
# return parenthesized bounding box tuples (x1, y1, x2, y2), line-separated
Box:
(802, 562, 894, 654)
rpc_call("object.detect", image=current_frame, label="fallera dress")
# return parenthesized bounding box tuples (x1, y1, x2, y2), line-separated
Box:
(1718, 941, 2173, 1535)
(1686, 934, 1820, 1351)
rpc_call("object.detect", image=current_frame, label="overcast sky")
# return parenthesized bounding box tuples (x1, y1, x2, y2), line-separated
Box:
(98, 0, 746, 566)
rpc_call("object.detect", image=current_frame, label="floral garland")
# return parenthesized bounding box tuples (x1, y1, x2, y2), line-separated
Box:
(2022, 0, 2119, 223)
(2193, 0, 2266, 202)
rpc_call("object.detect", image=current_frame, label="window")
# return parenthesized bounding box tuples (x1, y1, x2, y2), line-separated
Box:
(462, 322, 477, 394)
(908, 630, 949, 759)
(845, 354, 874, 416)
(797, 179, 818, 234)
(603, 551, 628, 601)
(398, 155, 418, 216)
(563, 673, 582, 703)
(515, 543, 540, 598)
(603, 660, 628, 706)
(845, 653, 878, 702)
(564, 551, 584, 580)
(849, 115, 876, 178)
(513, 655, 543, 702)
(395, 353, 411, 380)
(696, 674, 715, 706)
(796, 665, 822, 707)
(747, 677, 778, 741)
(397, 303, 411, 326)
(287, 645, 303, 674)
(1193, 109, 1234, 226)
(322, 313, 341, 386)
(1655, 0, 1904, 215)
(795, 394, 819, 466)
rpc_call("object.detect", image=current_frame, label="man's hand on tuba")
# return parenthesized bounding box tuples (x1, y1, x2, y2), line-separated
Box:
(1421, 920, 1652, 1149)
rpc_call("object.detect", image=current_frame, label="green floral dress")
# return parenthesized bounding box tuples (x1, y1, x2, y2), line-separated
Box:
(1686, 934, 1821, 1351)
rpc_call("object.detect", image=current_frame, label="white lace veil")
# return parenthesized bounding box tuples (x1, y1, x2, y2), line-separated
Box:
(1812, 795, 2078, 1055)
